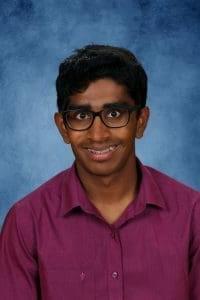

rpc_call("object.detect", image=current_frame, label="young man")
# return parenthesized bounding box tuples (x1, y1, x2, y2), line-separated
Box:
(0, 45, 200, 300)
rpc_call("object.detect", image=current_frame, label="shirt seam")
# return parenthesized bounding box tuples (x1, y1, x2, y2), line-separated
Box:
(14, 204, 38, 266)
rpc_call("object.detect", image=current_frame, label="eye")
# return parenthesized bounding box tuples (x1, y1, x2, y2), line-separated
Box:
(107, 109, 121, 118)
(75, 111, 91, 120)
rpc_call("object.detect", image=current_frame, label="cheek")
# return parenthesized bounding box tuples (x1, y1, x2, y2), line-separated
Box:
(67, 132, 83, 145)
(117, 124, 137, 141)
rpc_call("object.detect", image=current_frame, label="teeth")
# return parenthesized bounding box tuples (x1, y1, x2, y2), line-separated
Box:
(109, 146, 115, 151)
(88, 145, 116, 154)
(88, 148, 110, 154)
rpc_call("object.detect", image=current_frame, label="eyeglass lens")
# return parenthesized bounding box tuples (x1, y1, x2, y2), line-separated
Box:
(65, 107, 131, 130)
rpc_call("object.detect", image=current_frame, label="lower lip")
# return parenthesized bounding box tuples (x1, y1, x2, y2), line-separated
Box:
(86, 146, 119, 162)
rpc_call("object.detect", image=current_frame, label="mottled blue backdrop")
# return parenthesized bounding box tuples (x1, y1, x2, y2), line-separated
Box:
(0, 0, 200, 225)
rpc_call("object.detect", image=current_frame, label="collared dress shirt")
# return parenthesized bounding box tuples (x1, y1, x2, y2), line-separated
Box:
(0, 161, 200, 300)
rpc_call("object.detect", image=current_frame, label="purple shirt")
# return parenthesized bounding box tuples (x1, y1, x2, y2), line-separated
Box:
(1, 161, 200, 300)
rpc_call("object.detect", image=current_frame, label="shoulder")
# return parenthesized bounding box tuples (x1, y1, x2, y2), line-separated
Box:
(1, 167, 72, 249)
(143, 165, 200, 241)
(144, 165, 200, 208)
(8, 167, 72, 222)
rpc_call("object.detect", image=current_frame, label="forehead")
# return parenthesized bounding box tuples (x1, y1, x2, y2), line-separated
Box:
(69, 78, 134, 109)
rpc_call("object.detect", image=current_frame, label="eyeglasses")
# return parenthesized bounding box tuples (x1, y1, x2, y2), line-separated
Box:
(61, 103, 141, 131)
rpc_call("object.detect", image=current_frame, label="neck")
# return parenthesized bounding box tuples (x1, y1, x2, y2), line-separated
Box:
(76, 155, 138, 208)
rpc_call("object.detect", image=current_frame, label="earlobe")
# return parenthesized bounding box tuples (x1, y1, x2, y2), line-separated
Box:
(136, 119, 144, 139)
(136, 107, 150, 139)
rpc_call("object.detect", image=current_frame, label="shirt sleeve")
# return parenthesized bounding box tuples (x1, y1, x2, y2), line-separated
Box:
(0, 204, 40, 300)
(189, 197, 200, 300)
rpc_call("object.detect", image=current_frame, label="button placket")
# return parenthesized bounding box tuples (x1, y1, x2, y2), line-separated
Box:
(108, 229, 123, 300)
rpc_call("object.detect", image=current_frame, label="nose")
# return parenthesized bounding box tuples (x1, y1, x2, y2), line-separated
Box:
(87, 115, 110, 142)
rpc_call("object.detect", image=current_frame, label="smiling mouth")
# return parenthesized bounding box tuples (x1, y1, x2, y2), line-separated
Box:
(86, 145, 119, 161)
(87, 145, 117, 154)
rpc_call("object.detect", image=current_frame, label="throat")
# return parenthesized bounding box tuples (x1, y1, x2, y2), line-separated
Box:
(75, 155, 139, 222)
(79, 167, 138, 222)
(91, 192, 136, 224)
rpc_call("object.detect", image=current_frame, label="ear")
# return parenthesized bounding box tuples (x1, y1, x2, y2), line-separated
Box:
(136, 106, 150, 139)
(54, 112, 70, 144)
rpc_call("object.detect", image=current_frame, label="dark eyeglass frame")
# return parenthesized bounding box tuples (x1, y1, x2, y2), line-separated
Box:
(61, 104, 141, 131)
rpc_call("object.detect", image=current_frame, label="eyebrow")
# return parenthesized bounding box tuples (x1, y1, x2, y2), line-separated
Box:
(67, 102, 133, 110)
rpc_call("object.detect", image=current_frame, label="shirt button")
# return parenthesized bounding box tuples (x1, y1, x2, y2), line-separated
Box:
(80, 272, 86, 281)
(112, 271, 118, 279)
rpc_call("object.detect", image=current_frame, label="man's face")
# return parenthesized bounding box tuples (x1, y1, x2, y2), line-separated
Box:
(55, 78, 149, 177)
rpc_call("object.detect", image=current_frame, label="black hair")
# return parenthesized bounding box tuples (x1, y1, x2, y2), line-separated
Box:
(56, 44, 147, 112)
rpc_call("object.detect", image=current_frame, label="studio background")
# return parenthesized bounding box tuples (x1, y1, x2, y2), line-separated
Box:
(0, 0, 200, 225)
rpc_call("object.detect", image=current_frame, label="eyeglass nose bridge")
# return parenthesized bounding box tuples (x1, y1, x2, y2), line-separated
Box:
(89, 110, 107, 128)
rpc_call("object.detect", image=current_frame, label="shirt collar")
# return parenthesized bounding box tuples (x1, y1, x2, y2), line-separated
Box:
(137, 160, 167, 210)
(60, 159, 167, 217)
(60, 163, 96, 216)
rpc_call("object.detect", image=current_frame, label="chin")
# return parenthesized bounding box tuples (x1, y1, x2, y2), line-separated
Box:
(78, 159, 127, 178)
(87, 166, 116, 177)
